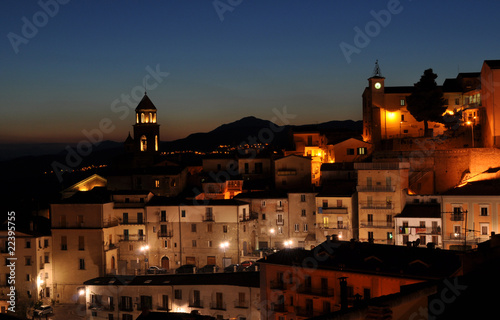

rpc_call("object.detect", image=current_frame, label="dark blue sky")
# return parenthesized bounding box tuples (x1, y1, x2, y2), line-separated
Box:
(2, 0, 500, 143)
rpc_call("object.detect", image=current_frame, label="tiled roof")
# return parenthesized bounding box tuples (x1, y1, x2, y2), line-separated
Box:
(395, 203, 441, 219)
(441, 179, 500, 196)
(259, 240, 462, 280)
(84, 272, 259, 287)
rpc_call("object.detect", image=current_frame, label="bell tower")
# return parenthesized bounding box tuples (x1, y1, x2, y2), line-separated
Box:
(133, 93, 160, 154)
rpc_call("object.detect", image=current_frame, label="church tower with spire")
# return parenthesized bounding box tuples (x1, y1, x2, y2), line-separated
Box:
(133, 93, 160, 154)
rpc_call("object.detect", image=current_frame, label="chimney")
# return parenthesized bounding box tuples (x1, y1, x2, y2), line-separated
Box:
(338, 277, 348, 311)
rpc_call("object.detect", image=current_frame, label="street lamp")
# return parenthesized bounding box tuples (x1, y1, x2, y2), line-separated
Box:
(220, 241, 229, 258)
(284, 240, 293, 248)
(269, 228, 275, 249)
(467, 120, 474, 148)
(140, 245, 150, 274)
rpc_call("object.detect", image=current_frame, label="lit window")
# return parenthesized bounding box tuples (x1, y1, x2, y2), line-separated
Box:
(400, 99, 405, 106)
(140, 136, 147, 152)
(155, 179, 160, 188)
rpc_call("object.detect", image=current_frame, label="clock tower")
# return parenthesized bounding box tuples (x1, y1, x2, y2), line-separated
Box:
(363, 61, 385, 145)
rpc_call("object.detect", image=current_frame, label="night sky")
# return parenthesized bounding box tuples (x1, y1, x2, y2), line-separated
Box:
(2, 0, 500, 144)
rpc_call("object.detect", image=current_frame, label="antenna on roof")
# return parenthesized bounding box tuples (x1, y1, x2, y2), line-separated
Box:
(372, 60, 382, 77)
(143, 77, 147, 95)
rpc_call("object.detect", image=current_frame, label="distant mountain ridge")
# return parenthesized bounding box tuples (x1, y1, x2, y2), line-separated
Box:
(162, 116, 362, 152)
(0, 117, 362, 161)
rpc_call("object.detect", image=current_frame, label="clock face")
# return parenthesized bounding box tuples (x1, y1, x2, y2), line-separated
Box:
(374, 82, 381, 89)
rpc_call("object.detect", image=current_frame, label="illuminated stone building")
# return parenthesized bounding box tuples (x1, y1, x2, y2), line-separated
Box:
(440, 179, 500, 250)
(274, 155, 312, 189)
(144, 197, 254, 269)
(363, 60, 500, 150)
(133, 93, 160, 154)
(234, 191, 289, 250)
(315, 182, 358, 242)
(355, 162, 409, 244)
(259, 238, 462, 320)
(0, 232, 52, 312)
(84, 272, 260, 320)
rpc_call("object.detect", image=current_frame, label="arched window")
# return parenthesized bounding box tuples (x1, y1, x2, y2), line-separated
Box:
(149, 113, 153, 123)
(141, 113, 145, 123)
(155, 135, 158, 151)
(152, 113, 157, 123)
(140, 135, 147, 151)
(136, 113, 139, 124)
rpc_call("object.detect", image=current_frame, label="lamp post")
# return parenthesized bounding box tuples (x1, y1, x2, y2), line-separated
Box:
(284, 240, 292, 248)
(269, 228, 275, 249)
(220, 241, 229, 268)
(140, 245, 150, 274)
(467, 121, 474, 148)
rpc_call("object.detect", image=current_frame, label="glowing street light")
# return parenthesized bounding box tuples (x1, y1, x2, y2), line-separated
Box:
(220, 241, 229, 258)
(467, 120, 475, 148)
(140, 245, 150, 273)
(269, 228, 275, 249)
(284, 240, 293, 248)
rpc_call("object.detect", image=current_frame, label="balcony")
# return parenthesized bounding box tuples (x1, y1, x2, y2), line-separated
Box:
(119, 218, 144, 225)
(276, 219, 284, 225)
(318, 207, 348, 214)
(294, 306, 321, 318)
(117, 234, 146, 242)
(210, 302, 226, 310)
(156, 305, 171, 311)
(359, 201, 394, 210)
(270, 280, 286, 290)
(234, 300, 249, 309)
(189, 300, 204, 308)
(450, 214, 464, 221)
(360, 220, 394, 228)
(118, 304, 133, 312)
(203, 216, 215, 222)
(357, 185, 395, 192)
(271, 303, 286, 313)
(297, 285, 334, 297)
(398, 227, 441, 235)
(276, 206, 284, 212)
(447, 233, 465, 241)
(157, 230, 173, 238)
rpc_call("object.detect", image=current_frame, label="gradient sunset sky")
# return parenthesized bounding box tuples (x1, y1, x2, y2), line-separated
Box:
(2, 0, 500, 144)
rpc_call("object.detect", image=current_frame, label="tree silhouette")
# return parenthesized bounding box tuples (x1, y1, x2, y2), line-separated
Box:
(406, 69, 446, 137)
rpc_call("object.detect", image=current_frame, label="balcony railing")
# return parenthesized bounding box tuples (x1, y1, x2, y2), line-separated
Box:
(271, 303, 286, 312)
(294, 306, 321, 318)
(276, 219, 284, 225)
(398, 227, 441, 235)
(270, 280, 286, 290)
(119, 304, 133, 312)
(119, 218, 144, 225)
(297, 285, 334, 297)
(234, 300, 249, 309)
(360, 201, 394, 210)
(276, 206, 284, 211)
(450, 214, 464, 221)
(157, 230, 173, 238)
(210, 302, 226, 310)
(360, 220, 394, 228)
(447, 233, 465, 240)
(319, 207, 348, 214)
(156, 305, 171, 311)
(117, 234, 146, 242)
(189, 300, 204, 308)
(357, 185, 396, 192)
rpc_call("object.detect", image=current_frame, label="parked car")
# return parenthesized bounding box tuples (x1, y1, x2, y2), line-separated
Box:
(197, 264, 220, 273)
(223, 264, 239, 272)
(34, 305, 53, 316)
(175, 264, 196, 274)
(147, 266, 167, 274)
